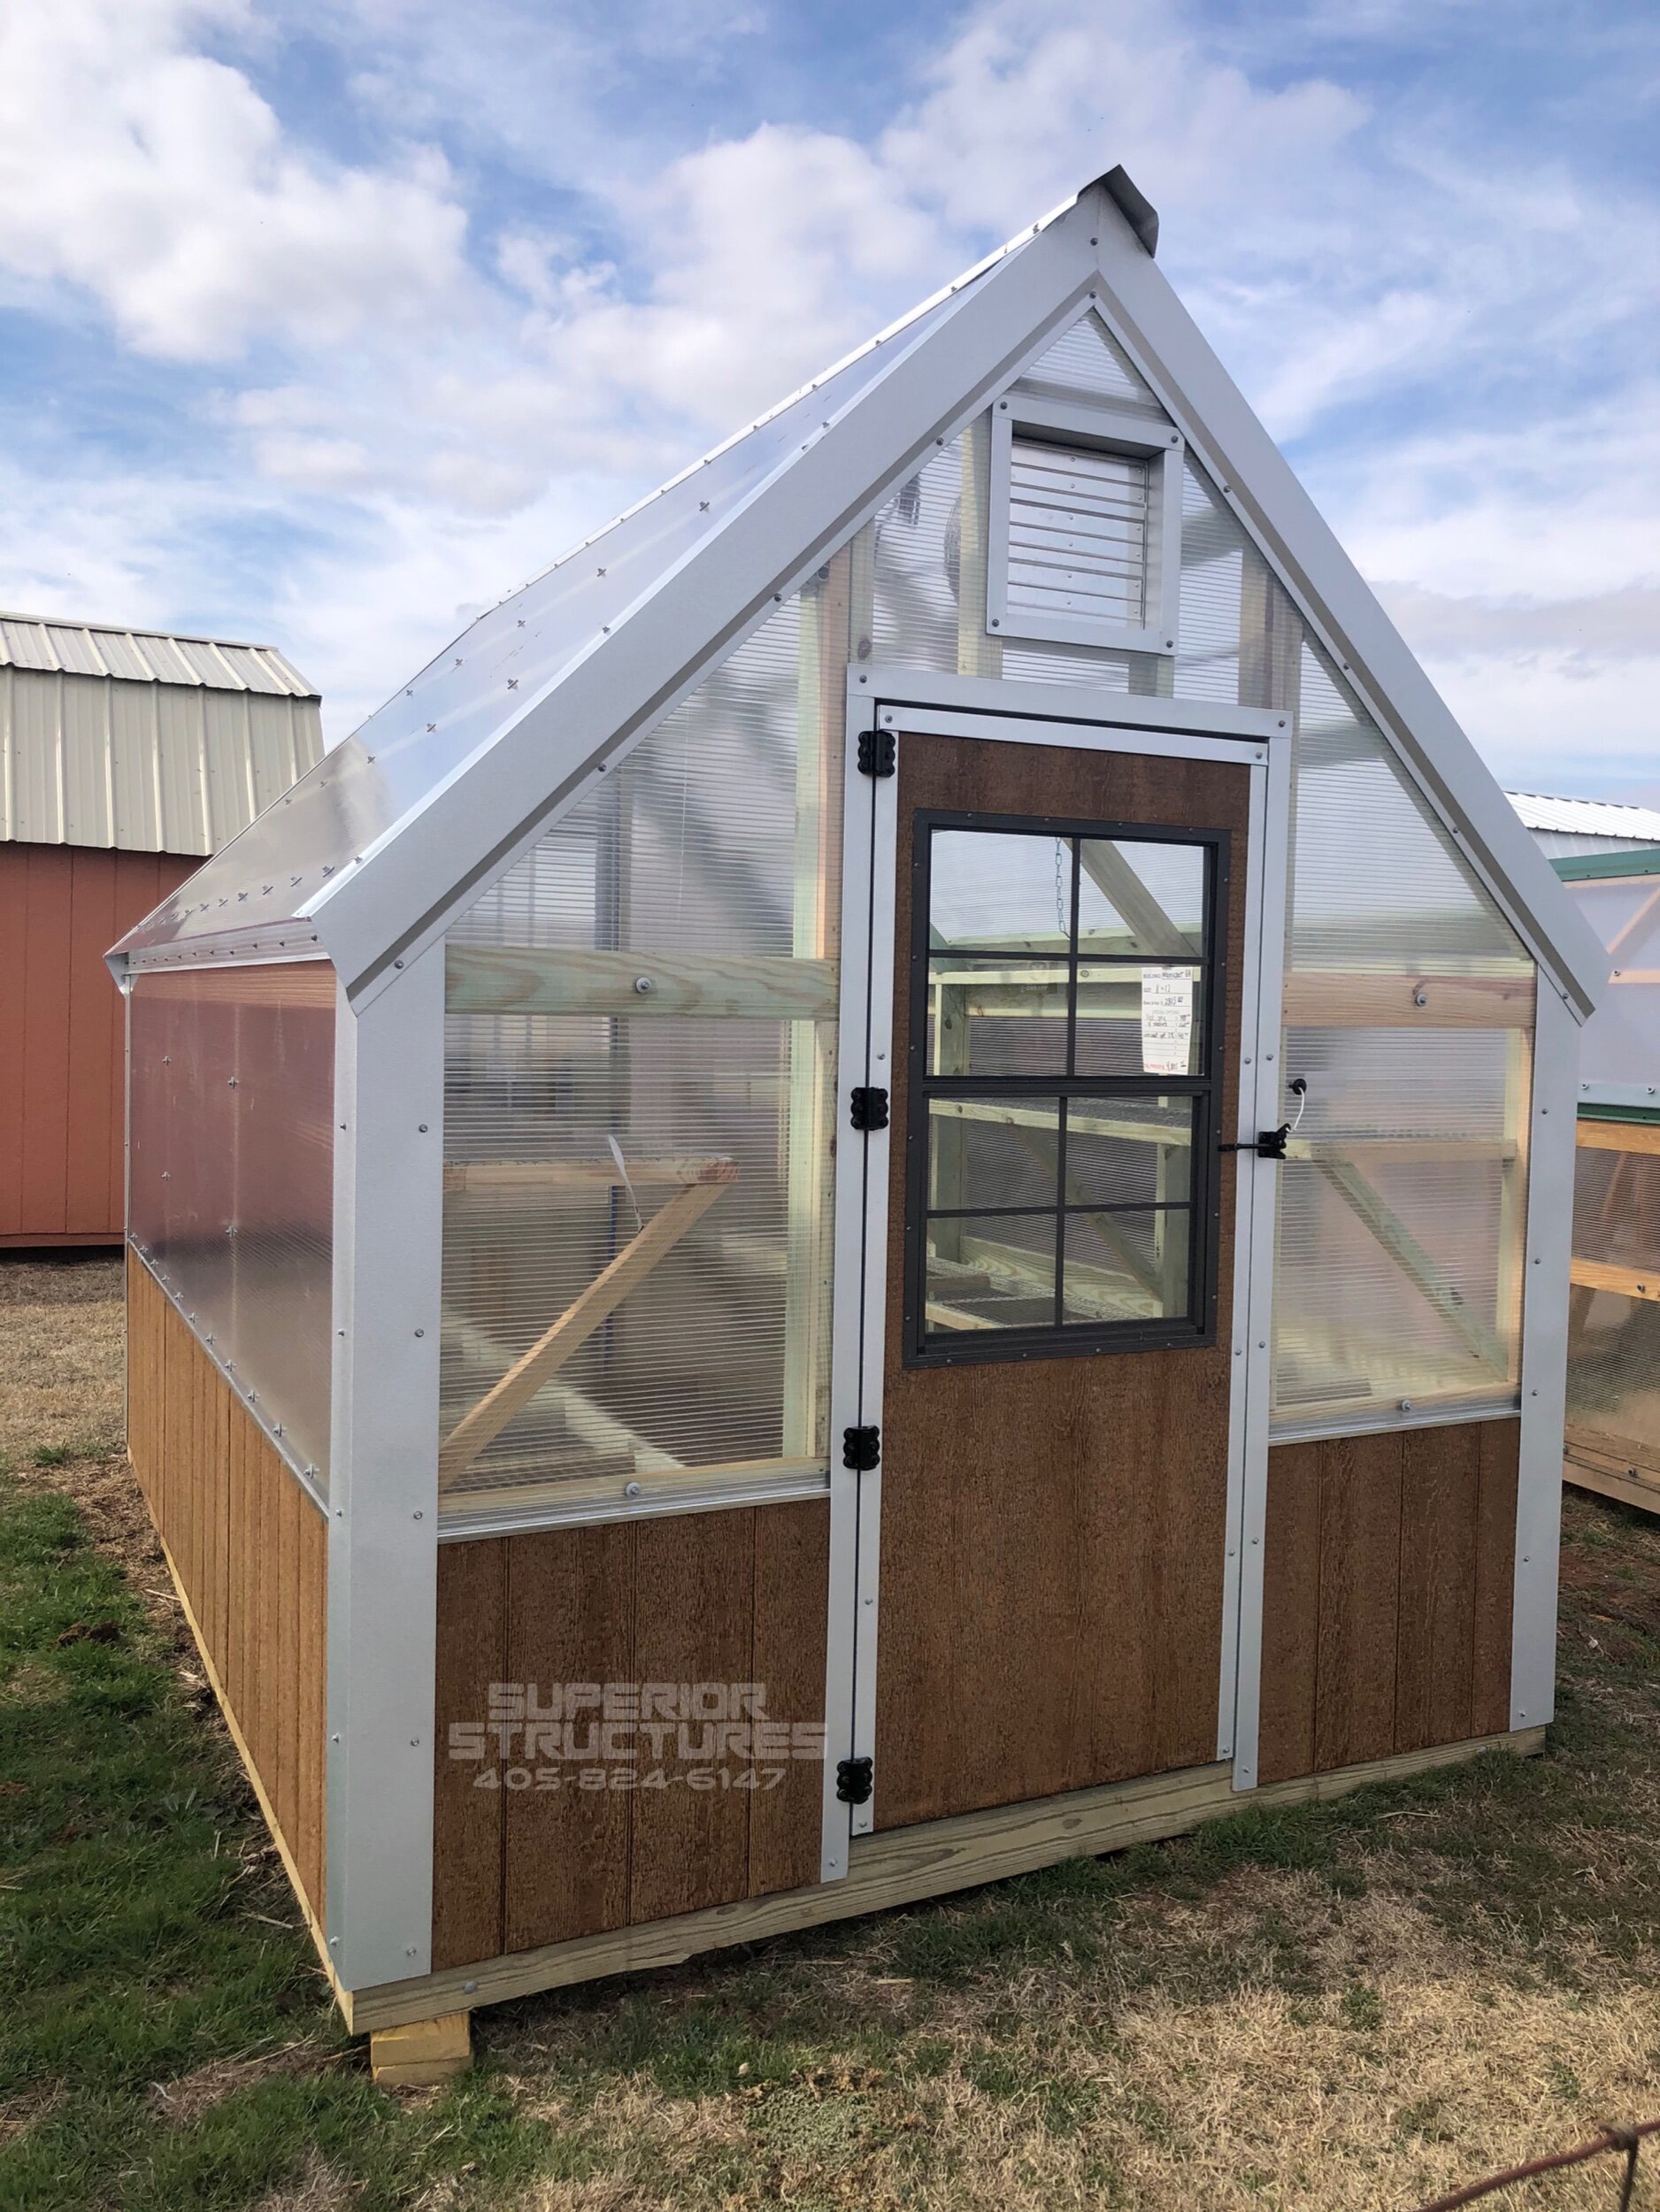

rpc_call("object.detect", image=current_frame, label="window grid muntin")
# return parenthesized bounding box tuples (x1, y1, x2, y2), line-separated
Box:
(906, 812, 1227, 1366)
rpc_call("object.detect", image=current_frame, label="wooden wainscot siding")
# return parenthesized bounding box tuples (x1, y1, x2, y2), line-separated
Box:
(0, 844, 197, 1245)
(1257, 1419, 1518, 1786)
(127, 1249, 327, 1919)
(431, 1503, 830, 1974)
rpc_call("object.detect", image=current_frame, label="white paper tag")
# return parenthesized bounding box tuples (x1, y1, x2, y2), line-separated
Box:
(1141, 966, 1195, 1075)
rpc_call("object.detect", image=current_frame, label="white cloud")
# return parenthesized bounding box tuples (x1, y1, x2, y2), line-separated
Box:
(0, 0, 470, 359)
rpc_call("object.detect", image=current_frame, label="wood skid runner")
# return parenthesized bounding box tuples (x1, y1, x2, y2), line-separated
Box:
(115, 173, 1587, 2069)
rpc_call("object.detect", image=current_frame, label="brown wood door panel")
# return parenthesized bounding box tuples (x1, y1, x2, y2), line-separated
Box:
(874, 727, 1250, 1831)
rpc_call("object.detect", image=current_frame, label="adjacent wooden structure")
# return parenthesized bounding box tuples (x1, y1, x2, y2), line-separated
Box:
(1, 611, 320, 1245)
(0, 845, 194, 1244)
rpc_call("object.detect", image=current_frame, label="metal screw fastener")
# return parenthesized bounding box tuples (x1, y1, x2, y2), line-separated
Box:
(414, 1327, 425, 1338)
(410, 1738, 420, 1747)
(413, 1510, 423, 1521)
(634, 975, 654, 995)
(624, 1480, 642, 1498)
(463, 1980, 479, 1994)
(1400, 1399, 1413, 1413)
(419, 1123, 428, 1133)
(332, 1733, 341, 1743)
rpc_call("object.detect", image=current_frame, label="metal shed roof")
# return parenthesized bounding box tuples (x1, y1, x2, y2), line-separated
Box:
(1508, 791, 1660, 841)
(0, 613, 316, 696)
(2, 611, 323, 856)
(110, 172, 1606, 1021)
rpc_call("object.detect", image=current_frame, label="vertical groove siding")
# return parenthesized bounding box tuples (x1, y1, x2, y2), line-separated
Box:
(1, 666, 322, 855)
(430, 1505, 830, 1974)
(0, 843, 196, 1243)
(1257, 1419, 1519, 1786)
(127, 1249, 327, 1919)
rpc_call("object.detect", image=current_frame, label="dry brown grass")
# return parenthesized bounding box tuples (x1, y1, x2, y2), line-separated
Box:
(0, 1252, 125, 1458)
(6, 1249, 1660, 2211)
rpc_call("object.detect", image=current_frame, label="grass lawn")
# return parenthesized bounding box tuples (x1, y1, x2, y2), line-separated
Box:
(3, 1253, 1659, 2210)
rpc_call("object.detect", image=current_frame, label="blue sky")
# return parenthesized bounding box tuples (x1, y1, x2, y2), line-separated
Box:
(0, 0, 1655, 796)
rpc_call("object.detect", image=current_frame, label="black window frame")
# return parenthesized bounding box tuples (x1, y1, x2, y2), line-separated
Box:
(902, 807, 1229, 1369)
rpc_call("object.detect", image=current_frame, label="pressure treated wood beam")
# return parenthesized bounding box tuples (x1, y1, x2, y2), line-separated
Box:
(437, 1166, 735, 1487)
(1570, 1256, 1660, 1304)
(444, 1156, 734, 1194)
(1315, 1156, 1509, 1377)
(1283, 971, 1535, 1029)
(341, 1729, 1545, 2034)
(927, 1098, 1190, 1148)
(446, 945, 838, 1020)
(1077, 840, 1196, 958)
(1577, 1118, 1660, 1157)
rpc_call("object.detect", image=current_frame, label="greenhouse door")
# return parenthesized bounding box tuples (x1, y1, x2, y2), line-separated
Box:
(824, 695, 1287, 1861)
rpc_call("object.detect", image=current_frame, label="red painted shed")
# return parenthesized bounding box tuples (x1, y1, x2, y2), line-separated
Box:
(0, 612, 321, 1246)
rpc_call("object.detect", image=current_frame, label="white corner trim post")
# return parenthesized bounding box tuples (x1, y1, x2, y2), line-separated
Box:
(324, 945, 445, 1988)
(1511, 981, 1579, 1730)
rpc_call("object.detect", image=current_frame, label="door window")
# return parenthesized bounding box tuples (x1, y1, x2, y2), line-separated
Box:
(906, 817, 1226, 1363)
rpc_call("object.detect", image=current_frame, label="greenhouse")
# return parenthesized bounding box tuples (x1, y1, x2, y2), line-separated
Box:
(111, 169, 1603, 2064)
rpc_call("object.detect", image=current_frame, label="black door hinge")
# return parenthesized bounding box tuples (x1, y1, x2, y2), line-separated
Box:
(835, 1755, 874, 1805)
(1219, 1125, 1290, 1160)
(857, 726, 895, 778)
(842, 1424, 880, 1471)
(849, 1085, 888, 1132)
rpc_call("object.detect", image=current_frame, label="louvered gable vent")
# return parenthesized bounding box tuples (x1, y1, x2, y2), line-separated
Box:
(986, 321, 1185, 658)
(1007, 434, 1152, 632)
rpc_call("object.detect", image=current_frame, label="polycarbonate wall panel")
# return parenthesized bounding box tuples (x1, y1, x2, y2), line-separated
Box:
(440, 596, 841, 1510)
(1273, 651, 1535, 1424)
(1272, 1025, 1530, 1421)
(128, 962, 335, 1485)
(1562, 875, 1660, 1091)
(1567, 1136, 1660, 1461)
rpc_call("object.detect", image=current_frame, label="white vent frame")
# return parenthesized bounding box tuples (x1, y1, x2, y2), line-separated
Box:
(987, 393, 1184, 657)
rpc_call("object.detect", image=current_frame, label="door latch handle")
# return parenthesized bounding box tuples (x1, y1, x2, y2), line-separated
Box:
(1219, 1125, 1290, 1160)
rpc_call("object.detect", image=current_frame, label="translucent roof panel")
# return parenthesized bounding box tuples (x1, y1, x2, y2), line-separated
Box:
(118, 272, 990, 958)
